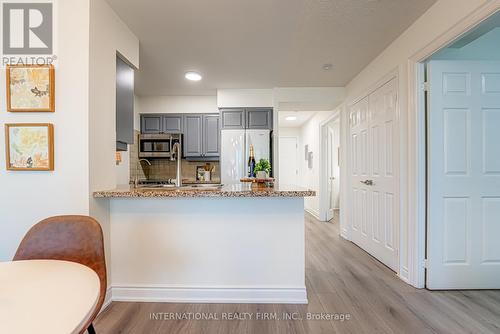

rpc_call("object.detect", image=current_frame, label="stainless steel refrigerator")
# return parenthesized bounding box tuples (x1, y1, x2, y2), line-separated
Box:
(221, 129, 272, 184)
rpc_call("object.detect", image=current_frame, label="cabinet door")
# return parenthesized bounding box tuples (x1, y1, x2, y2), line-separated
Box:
(116, 56, 135, 144)
(163, 115, 183, 133)
(220, 108, 245, 129)
(203, 114, 220, 157)
(141, 115, 163, 133)
(246, 108, 273, 129)
(183, 115, 203, 157)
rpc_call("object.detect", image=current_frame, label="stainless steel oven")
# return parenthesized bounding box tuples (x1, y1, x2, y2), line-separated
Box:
(138, 133, 181, 158)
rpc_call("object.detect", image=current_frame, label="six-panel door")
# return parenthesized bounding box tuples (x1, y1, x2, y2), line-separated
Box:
(349, 78, 399, 272)
(427, 60, 500, 289)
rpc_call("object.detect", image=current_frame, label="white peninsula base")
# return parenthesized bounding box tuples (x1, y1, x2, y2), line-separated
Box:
(108, 197, 307, 304)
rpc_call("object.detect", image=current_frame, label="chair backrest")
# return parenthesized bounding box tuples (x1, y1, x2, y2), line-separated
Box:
(14, 215, 107, 332)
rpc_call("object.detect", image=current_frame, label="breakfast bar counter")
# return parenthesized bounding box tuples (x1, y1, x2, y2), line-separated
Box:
(94, 184, 315, 304)
(93, 184, 315, 198)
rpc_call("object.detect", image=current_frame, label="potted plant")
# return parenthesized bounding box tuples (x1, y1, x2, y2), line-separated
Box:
(254, 159, 271, 179)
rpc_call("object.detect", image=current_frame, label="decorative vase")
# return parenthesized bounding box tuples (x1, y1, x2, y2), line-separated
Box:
(256, 171, 267, 179)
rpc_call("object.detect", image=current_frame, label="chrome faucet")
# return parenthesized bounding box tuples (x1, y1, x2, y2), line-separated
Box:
(171, 142, 182, 187)
(134, 158, 151, 188)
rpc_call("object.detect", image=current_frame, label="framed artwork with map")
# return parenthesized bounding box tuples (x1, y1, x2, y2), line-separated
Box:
(6, 65, 55, 112)
(5, 123, 54, 171)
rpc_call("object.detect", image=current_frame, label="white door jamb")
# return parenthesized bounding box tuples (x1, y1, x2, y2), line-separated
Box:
(407, 1, 500, 288)
(319, 110, 341, 223)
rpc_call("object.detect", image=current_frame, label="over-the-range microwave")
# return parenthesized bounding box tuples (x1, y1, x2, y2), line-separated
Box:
(138, 133, 182, 158)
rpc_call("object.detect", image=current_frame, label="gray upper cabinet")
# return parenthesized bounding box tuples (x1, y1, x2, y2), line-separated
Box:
(139, 112, 221, 159)
(163, 115, 183, 133)
(203, 115, 220, 157)
(220, 108, 273, 129)
(183, 115, 203, 157)
(246, 108, 272, 129)
(220, 108, 245, 129)
(141, 115, 163, 134)
(116, 56, 135, 150)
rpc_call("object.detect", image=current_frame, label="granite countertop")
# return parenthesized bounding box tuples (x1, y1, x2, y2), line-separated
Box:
(93, 183, 316, 198)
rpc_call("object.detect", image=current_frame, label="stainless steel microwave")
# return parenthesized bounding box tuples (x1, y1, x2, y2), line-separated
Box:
(138, 133, 181, 158)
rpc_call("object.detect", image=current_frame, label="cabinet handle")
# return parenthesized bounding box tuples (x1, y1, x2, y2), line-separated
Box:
(360, 180, 374, 186)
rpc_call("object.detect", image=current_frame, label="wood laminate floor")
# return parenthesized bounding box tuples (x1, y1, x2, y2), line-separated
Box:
(94, 212, 500, 334)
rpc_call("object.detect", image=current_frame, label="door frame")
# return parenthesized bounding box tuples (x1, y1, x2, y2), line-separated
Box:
(408, 2, 500, 288)
(319, 110, 341, 223)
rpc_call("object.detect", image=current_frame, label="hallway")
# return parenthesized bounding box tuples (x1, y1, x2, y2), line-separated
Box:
(95, 214, 500, 333)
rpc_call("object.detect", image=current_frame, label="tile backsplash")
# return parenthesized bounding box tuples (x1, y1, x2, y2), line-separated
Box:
(129, 131, 220, 183)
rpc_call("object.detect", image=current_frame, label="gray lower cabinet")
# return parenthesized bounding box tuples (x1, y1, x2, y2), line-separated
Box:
(162, 115, 183, 133)
(141, 115, 163, 134)
(246, 108, 273, 129)
(203, 115, 220, 157)
(183, 115, 203, 157)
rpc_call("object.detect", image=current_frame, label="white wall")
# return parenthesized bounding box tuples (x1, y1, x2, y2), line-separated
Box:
(342, 0, 494, 285)
(217, 89, 274, 108)
(274, 87, 346, 111)
(278, 127, 300, 137)
(295, 111, 336, 217)
(0, 0, 91, 261)
(138, 95, 218, 114)
(89, 0, 140, 286)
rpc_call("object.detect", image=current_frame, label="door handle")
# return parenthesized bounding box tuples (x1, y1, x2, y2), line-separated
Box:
(360, 180, 374, 186)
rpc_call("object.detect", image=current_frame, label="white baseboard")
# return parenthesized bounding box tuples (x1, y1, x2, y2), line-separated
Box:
(304, 208, 320, 220)
(398, 266, 410, 284)
(111, 285, 308, 304)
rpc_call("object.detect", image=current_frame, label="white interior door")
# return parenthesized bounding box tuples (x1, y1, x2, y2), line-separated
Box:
(326, 122, 340, 221)
(427, 60, 500, 289)
(349, 78, 399, 271)
(278, 137, 298, 186)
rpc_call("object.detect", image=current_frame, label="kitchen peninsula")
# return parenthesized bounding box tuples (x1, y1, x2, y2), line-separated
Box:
(94, 184, 315, 304)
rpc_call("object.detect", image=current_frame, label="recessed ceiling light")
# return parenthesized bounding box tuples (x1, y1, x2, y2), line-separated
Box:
(285, 116, 297, 121)
(185, 71, 202, 81)
(322, 64, 333, 71)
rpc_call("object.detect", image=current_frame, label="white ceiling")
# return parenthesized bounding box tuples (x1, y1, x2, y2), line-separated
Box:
(279, 110, 318, 128)
(106, 0, 437, 96)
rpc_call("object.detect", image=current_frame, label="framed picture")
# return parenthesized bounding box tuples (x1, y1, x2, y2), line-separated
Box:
(5, 123, 54, 171)
(6, 64, 55, 112)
